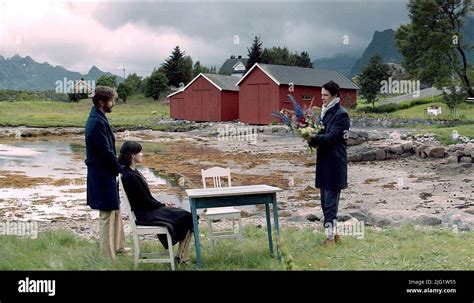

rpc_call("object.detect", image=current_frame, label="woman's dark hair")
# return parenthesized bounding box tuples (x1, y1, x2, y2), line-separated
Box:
(322, 81, 340, 97)
(118, 141, 143, 167)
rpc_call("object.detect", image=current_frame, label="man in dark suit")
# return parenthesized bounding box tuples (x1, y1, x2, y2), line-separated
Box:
(85, 86, 125, 259)
(304, 81, 350, 247)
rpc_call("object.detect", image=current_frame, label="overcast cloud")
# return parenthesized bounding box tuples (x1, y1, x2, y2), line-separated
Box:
(0, 0, 410, 77)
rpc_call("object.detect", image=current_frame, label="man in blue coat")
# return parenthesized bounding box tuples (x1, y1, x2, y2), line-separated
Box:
(85, 86, 125, 259)
(304, 81, 350, 247)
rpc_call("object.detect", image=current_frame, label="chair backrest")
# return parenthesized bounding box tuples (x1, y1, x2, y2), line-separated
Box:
(201, 167, 232, 188)
(118, 176, 138, 229)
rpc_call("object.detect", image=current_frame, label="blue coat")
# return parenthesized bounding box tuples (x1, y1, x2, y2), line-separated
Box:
(308, 102, 350, 191)
(85, 106, 121, 211)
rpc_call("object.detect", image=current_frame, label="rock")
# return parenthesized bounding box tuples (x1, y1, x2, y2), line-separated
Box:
(459, 157, 472, 163)
(306, 213, 321, 222)
(401, 142, 413, 152)
(386, 153, 401, 160)
(415, 145, 427, 157)
(472, 151, 474, 159)
(360, 152, 376, 161)
(459, 136, 470, 144)
(454, 150, 465, 157)
(463, 148, 473, 157)
(389, 131, 401, 140)
(375, 149, 386, 160)
(437, 163, 472, 175)
(341, 217, 361, 227)
(448, 144, 465, 152)
(240, 209, 253, 218)
(349, 210, 368, 222)
(422, 146, 446, 158)
(278, 210, 292, 217)
(388, 144, 404, 155)
(446, 155, 459, 164)
(287, 215, 307, 223)
(415, 214, 442, 226)
(348, 154, 362, 162)
(337, 214, 353, 222)
(400, 152, 413, 158)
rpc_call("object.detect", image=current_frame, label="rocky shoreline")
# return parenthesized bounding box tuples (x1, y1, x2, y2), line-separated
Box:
(0, 123, 473, 240)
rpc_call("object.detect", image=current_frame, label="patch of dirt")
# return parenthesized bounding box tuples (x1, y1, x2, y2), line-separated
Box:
(0, 171, 54, 188)
(364, 178, 381, 184)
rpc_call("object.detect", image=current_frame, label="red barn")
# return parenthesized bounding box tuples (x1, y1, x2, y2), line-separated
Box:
(168, 73, 240, 122)
(236, 63, 359, 124)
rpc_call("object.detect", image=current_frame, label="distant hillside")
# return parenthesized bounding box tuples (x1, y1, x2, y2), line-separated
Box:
(350, 16, 474, 78)
(349, 29, 403, 77)
(313, 54, 359, 77)
(0, 55, 124, 91)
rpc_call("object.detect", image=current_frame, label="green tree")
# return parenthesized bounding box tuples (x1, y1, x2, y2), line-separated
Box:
(395, 0, 473, 96)
(442, 85, 467, 118)
(96, 74, 117, 88)
(162, 46, 193, 87)
(359, 55, 391, 109)
(117, 82, 133, 103)
(144, 70, 168, 101)
(261, 47, 313, 68)
(246, 36, 263, 70)
(262, 46, 294, 66)
(295, 51, 313, 68)
(193, 61, 211, 77)
(123, 73, 142, 93)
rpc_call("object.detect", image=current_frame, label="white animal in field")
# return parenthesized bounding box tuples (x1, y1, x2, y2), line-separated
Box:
(451, 130, 459, 141)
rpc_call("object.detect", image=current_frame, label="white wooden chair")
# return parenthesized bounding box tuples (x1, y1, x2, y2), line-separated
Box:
(118, 176, 175, 270)
(201, 167, 243, 250)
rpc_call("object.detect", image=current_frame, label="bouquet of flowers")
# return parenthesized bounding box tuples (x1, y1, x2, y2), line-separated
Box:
(272, 94, 323, 153)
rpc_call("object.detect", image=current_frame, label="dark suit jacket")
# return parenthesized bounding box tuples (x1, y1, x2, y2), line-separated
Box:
(85, 106, 121, 211)
(308, 102, 350, 191)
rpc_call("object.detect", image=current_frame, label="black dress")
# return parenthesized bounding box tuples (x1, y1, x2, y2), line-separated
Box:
(121, 167, 193, 248)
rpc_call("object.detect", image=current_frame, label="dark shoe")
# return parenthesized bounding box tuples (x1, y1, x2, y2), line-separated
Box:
(334, 234, 342, 244)
(175, 256, 190, 265)
(323, 239, 335, 247)
(116, 247, 131, 254)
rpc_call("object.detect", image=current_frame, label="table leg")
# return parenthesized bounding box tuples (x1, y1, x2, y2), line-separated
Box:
(271, 193, 282, 265)
(190, 198, 202, 269)
(264, 201, 273, 256)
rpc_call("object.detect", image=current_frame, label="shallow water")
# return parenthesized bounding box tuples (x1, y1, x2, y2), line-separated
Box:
(0, 139, 191, 221)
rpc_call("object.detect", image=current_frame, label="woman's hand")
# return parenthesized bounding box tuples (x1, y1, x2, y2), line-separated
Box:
(164, 202, 176, 208)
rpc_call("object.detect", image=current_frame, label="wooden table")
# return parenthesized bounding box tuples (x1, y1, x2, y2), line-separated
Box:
(186, 185, 283, 269)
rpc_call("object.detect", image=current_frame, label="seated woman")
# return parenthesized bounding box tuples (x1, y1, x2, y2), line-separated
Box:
(119, 141, 193, 264)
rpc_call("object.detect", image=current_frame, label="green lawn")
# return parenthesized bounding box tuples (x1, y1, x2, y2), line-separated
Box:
(0, 94, 170, 127)
(1, 225, 473, 270)
(388, 102, 474, 122)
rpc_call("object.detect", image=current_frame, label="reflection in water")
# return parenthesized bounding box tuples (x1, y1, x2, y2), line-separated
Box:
(0, 140, 190, 220)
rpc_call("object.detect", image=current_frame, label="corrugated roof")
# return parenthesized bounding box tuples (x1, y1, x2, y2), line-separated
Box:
(237, 63, 359, 90)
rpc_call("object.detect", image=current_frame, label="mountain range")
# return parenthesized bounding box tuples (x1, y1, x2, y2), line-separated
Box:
(314, 15, 474, 78)
(0, 55, 123, 91)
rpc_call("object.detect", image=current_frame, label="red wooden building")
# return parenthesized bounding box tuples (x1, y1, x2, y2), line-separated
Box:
(168, 73, 240, 122)
(236, 63, 359, 124)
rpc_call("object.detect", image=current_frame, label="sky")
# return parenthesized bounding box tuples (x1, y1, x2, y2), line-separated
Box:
(0, 0, 411, 77)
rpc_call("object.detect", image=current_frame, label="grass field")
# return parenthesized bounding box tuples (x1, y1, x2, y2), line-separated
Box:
(1, 225, 473, 270)
(0, 94, 169, 127)
(1, 93, 473, 145)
